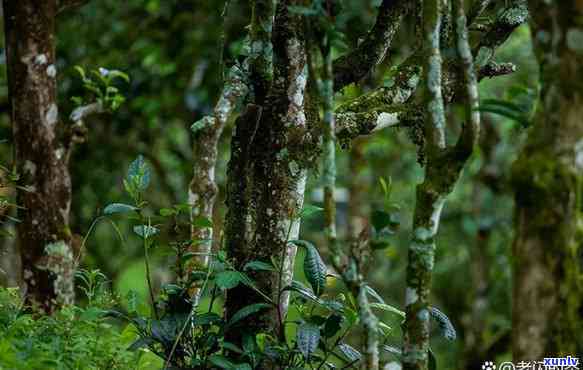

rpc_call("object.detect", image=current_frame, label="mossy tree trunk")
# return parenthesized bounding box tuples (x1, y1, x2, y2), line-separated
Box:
(223, 0, 317, 346)
(511, 0, 583, 359)
(3, 0, 75, 313)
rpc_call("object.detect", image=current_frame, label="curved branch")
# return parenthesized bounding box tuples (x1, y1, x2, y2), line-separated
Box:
(455, 0, 481, 159)
(57, 0, 90, 14)
(467, 0, 494, 25)
(333, 0, 410, 91)
(473, 0, 528, 68)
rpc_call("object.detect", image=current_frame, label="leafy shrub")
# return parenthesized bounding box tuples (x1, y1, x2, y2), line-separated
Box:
(0, 274, 161, 370)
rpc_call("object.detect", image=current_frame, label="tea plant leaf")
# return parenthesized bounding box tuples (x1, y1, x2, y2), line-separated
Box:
(429, 306, 457, 341)
(215, 271, 241, 290)
(298, 204, 323, 219)
(369, 302, 405, 318)
(338, 343, 362, 362)
(133, 225, 159, 239)
(127, 155, 151, 191)
(209, 355, 235, 369)
(297, 323, 320, 359)
(227, 303, 271, 327)
(323, 314, 343, 338)
(243, 260, 275, 272)
(291, 240, 327, 296)
(381, 345, 402, 358)
(104, 203, 137, 215)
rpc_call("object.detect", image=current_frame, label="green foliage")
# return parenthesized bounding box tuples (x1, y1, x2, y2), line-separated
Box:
(90, 159, 409, 369)
(0, 286, 141, 370)
(296, 323, 320, 359)
(292, 240, 327, 297)
(72, 66, 129, 112)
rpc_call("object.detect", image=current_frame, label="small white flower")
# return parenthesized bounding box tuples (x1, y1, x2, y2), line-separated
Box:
(98, 67, 110, 77)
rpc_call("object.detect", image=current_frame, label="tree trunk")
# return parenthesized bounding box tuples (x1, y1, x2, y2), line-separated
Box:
(3, 0, 75, 313)
(511, 0, 583, 359)
(223, 0, 317, 346)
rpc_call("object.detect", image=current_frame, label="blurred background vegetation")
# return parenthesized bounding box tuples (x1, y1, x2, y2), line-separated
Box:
(0, 1, 539, 368)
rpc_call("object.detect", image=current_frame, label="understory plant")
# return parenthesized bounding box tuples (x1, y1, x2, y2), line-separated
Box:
(0, 272, 146, 370)
(100, 157, 457, 370)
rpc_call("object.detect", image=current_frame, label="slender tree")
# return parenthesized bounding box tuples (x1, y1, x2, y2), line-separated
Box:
(511, 0, 583, 359)
(3, 0, 91, 313)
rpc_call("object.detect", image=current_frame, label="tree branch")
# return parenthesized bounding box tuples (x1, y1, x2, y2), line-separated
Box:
(467, 0, 494, 25)
(454, 0, 481, 158)
(57, 0, 90, 14)
(473, 0, 528, 68)
(403, 0, 445, 367)
(331, 0, 526, 143)
(333, 0, 410, 91)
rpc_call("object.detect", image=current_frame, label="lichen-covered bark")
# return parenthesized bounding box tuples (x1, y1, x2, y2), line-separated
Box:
(223, 0, 317, 347)
(188, 63, 248, 301)
(473, 0, 528, 69)
(332, 0, 525, 139)
(511, 0, 583, 359)
(333, 0, 410, 90)
(322, 30, 337, 250)
(3, 0, 75, 313)
(223, 106, 262, 345)
(403, 0, 480, 368)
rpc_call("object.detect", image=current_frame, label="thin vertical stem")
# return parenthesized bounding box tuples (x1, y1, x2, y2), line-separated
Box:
(403, 0, 446, 369)
(322, 34, 336, 251)
(454, 0, 480, 152)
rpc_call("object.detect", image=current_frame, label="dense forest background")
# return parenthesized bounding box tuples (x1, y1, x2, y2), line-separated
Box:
(0, 1, 581, 369)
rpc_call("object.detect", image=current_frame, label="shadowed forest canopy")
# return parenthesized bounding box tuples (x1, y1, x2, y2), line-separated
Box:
(0, 0, 581, 369)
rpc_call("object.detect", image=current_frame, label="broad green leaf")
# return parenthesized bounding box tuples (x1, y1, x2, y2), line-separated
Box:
(192, 215, 213, 228)
(381, 345, 402, 358)
(364, 285, 385, 304)
(371, 210, 392, 231)
(133, 225, 159, 239)
(337, 343, 361, 362)
(126, 289, 138, 313)
(107, 69, 130, 83)
(282, 280, 318, 302)
(323, 314, 343, 338)
(215, 271, 241, 290)
(233, 364, 252, 370)
(127, 155, 151, 191)
(193, 312, 222, 326)
(429, 306, 457, 341)
(243, 260, 275, 272)
(287, 5, 319, 16)
(208, 355, 235, 369)
(296, 323, 320, 359)
(128, 337, 155, 352)
(379, 321, 392, 335)
(222, 342, 243, 354)
(159, 208, 176, 217)
(298, 204, 323, 219)
(369, 302, 405, 318)
(301, 242, 327, 296)
(104, 203, 137, 215)
(74, 65, 86, 80)
(227, 303, 271, 327)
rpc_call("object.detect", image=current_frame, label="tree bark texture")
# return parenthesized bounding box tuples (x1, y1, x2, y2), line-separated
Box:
(511, 0, 583, 359)
(3, 0, 75, 313)
(223, 0, 317, 346)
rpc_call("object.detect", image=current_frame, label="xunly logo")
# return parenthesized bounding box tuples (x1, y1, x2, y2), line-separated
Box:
(544, 356, 579, 368)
